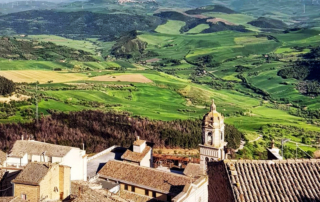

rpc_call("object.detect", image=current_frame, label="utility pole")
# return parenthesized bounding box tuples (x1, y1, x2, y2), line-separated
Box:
(281, 139, 290, 158)
(35, 82, 39, 125)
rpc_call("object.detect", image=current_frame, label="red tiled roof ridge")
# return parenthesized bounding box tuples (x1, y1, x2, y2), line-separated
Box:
(216, 159, 320, 202)
(14, 140, 78, 148)
(121, 146, 151, 162)
(12, 162, 56, 185)
(98, 160, 191, 195)
(133, 139, 146, 146)
(107, 160, 191, 178)
(9, 140, 80, 158)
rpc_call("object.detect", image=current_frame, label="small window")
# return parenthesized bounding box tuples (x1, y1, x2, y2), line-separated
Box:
(124, 184, 128, 190)
(167, 195, 172, 201)
(21, 194, 26, 200)
(131, 186, 135, 192)
(145, 190, 149, 196)
(152, 191, 156, 198)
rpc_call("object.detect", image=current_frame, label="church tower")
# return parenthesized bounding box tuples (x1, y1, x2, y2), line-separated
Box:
(200, 100, 227, 172)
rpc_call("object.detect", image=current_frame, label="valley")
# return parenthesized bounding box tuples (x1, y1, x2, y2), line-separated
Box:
(0, 1, 320, 159)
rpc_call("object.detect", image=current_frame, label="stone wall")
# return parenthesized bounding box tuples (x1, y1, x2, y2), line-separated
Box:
(59, 165, 71, 199)
(14, 184, 40, 202)
(39, 164, 60, 200)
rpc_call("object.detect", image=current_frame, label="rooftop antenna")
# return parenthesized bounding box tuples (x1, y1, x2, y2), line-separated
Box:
(296, 143, 298, 159)
(42, 151, 46, 162)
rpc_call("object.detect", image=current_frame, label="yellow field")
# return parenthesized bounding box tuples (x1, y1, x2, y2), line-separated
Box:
(0, 70, 88, 83)
(90, 74, 152, 83)
(234, 36, 268, 45)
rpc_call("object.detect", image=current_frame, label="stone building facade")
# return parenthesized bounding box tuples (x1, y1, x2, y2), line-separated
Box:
(12, 162, 71, 202)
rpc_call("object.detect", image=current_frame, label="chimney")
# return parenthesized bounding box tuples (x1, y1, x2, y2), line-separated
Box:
(82, 143, 85, 151)
(137, 136, 140, 140)
(21, 135, 24, 141)
(267, 139, 283, 160)
(270, 139, 275, 149)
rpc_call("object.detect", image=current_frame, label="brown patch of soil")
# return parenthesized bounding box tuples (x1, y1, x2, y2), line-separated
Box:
(91, 74, 152, 83)
(207, 18, 235, 25)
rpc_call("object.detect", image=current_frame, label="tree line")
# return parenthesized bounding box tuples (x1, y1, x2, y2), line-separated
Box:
(0, 110, 242, 153)
(0, 76, 15, 95)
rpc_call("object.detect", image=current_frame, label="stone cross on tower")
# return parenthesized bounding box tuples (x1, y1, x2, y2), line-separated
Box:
(199, 99, 227, 172)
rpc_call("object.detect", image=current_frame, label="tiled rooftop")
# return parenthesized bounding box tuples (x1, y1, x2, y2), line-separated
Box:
(208, 159, 320, 202)
(183, 163, 202, 177)
(0, 197, 25, 202)
(9, 140, 76, 158)
(121, 146, 151, 163)
(133, 139, 146, 146)
(12, 162, 53, 185)
(0, 150, 6, 165)
(98, 160, 192, 195)
(71, 181, 128, 202)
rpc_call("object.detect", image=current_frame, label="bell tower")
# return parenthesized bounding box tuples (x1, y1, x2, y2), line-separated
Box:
(200, 100, 227, 172)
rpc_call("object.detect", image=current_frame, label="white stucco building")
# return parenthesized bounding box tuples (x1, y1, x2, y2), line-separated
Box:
(121, 136, 152, 167)
(6, 140, 87, 181)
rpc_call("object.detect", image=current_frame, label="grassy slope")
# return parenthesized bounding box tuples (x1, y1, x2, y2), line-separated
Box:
(186, 24, 210, 34)
(26, 35, 99, 54)
(155, 20, 186, 35)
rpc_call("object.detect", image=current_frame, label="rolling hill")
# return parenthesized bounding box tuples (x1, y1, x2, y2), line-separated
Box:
(0, 37, 97, 61)
(1, 0, 320, 159)
(0, 10, 164, 40)
(248, 17, 288, 29)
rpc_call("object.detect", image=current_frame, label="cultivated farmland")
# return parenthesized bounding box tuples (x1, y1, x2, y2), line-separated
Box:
(0, 70, 88, 83)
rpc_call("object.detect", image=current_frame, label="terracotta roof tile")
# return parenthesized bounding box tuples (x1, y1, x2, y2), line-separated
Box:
(133, 140, 146, 146)
(121, 146, 151, 163)
(12, 162, 54, 185)
(0, 150, 6, 165)
(0, 170, 6, 182)
(0, 197, 25, 202)
(98, 160, 191, 195)
(183, 163, 202, 177)
(9, 140, 76, 158)
(71, 181, 128, 202)
(208, 159, 320, 202)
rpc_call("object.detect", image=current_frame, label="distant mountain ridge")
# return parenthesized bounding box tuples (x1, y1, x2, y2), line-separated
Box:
(0, 10, 164, 40)
(248, 17, 288, 29)
(154, 9, 248, 34)
(0, 36, 97, 61)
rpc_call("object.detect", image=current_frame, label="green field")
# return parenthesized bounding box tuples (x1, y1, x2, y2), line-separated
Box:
(186, 24, 210, 34)
(1, 6, 320, 158)
(155, 20, 186, 35)
(26, 35, 99, 54)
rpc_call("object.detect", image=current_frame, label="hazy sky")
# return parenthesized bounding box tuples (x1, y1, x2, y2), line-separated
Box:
(0, 0, 85, 3)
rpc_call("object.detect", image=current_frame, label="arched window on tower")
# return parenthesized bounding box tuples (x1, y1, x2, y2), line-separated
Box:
(205, 157, 209, 163)
(207, 132, 212, 145)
